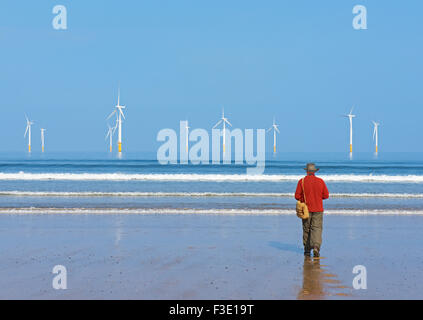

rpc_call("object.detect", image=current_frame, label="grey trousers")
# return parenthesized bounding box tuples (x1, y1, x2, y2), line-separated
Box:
(302, 212, 323, 251)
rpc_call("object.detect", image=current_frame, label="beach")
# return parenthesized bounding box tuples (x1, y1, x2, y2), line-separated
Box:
(1, 212, 422, 299)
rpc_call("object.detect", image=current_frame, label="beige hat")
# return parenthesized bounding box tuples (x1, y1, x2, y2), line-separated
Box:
(304, 163, 319, 172)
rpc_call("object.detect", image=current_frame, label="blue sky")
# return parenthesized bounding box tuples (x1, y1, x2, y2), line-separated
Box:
(1, 1, 422, 153)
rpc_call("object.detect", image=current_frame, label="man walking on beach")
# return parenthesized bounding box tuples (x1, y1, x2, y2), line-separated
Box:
(295, 163, 329, 258)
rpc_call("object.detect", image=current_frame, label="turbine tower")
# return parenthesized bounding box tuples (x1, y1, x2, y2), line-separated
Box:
(267, 117, 280, 153)
(185, 120, 190, 153)
(105, 122, 117, 153)
(212, 108, 232, 154)
(107, 88, 126, 153)
(24, 115, 34, 153)
(344, 107, 356, 154)
(40, 128, 46, 152)
(372, 121, 380, 154)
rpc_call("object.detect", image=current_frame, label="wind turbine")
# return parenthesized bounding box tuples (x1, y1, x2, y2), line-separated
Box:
(107, 88, 126, 153)
(24, 115, 34, 153)
(105, 122, 117, 153)
(40, 128, 46, 152)
(267, 117, 280, 153)
(212, 108, 232, 154)
(344, 107, 356, 154)
(372, 121, 380, 154)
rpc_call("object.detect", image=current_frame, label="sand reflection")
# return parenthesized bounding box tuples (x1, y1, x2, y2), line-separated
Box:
(297, 257, 350, 299)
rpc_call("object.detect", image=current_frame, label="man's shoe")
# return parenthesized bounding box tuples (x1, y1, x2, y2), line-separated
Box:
(304, 248, 311, 257)
(313, 247, 320, 257)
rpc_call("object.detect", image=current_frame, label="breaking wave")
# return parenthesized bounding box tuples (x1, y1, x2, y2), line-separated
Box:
(1, 172, 423, 183)
(1, 191, 423, 198)
(1, 207, 423, 215)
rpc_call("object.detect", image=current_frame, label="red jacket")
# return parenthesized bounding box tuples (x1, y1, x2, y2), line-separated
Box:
(295, 173, 329, 213)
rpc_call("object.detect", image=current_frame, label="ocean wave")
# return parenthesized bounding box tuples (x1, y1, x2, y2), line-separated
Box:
(1, 172, 423, 183)
(1, 207, 423, 215)
(1, 191, 423, 198)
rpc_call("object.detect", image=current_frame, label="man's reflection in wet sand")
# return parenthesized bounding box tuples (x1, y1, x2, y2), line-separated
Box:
(297, 257, 350, 299)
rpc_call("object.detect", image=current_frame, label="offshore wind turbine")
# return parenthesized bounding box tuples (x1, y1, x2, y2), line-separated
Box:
(107, 88, 126, 153)
(267, 117, 280, 153)
(344, 107, 356, 154)
(40, 128, 46, 152)
(212, 108, 232, 154)
(24, 115, 34, 153)
(105, 122, 117, 153)
(372, 121, 380, 154)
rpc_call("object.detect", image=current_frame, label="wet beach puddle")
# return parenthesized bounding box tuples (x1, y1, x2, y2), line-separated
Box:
(297, 256, 351, 299)
(268, 242, 351, 299)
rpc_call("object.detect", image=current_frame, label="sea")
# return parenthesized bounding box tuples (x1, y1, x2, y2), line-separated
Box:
(1, 152, 423, 216)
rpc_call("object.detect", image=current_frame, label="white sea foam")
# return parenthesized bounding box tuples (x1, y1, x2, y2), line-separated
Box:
(1, 172, 423, 183)
(1, 191, 423, 198)
(1, 207, 422, 215)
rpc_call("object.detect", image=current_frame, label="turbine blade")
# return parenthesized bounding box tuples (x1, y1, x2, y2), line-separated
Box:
(119, 108, 125, 120)
(275, 127, 280, 133)
(212, 120, 222, 129)
(267, 127, 273, 133)
(24, 126, 28, 137)
(225, 119, 232, 126)
(107, 110, 116, 120)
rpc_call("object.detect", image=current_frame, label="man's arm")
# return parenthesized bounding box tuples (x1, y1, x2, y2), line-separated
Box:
(295, 180, 303, 201)
(322, 180, 329, 200)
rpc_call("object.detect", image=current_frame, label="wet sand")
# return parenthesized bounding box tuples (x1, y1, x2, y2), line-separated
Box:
(0, 213, 422, 299)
